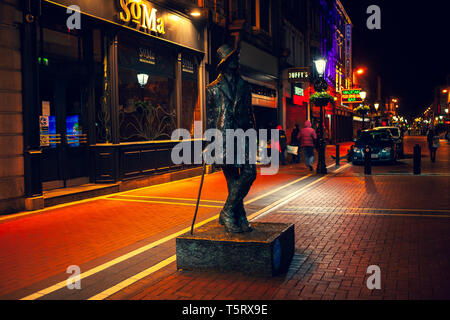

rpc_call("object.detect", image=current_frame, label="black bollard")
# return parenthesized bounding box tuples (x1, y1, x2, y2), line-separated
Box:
(364, 146, 372, 175)
(336, 144, 340, 167)
(413, 144, 421, 175)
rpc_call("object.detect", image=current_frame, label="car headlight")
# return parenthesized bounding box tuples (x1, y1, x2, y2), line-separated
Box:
(382, 147, 392, 153)
(354, 148, 362, 153)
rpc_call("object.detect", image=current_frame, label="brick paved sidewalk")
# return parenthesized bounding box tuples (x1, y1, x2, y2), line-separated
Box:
(107, 137, 450, 300)
(0, 142, 350, 299)
(114, 175, 449, 300)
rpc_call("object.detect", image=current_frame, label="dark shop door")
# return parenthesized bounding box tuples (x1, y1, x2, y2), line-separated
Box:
(39, 67, 90, 190)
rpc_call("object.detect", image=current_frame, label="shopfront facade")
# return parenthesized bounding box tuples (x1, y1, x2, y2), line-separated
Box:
(19, 0, 206, 208)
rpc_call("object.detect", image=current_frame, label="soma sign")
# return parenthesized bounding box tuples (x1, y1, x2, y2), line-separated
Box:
(118, 0, 165, 35)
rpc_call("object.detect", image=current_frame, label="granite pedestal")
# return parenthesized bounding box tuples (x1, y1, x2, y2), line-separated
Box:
(176, 222, 295, 277)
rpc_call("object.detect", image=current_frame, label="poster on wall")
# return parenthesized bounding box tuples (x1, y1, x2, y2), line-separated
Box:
(39, 115, 50, 147)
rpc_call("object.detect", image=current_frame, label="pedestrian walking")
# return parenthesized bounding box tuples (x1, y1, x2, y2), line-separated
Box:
(274, 125, 287, 166)
(291, 124, 301, 163)
(427, 127, 441, 163)
(299, 120, 317, 171)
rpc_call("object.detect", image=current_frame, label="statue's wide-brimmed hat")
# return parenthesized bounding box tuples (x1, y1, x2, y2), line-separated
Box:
(216, 44, 238, 70)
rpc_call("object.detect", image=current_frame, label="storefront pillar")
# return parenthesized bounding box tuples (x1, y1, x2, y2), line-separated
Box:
(176, 53, 182, 130)
(22, 5, 43, 198)
(108, 33, 120, 145)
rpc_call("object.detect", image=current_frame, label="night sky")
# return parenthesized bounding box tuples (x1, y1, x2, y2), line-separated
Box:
(341, 0, 450, 118)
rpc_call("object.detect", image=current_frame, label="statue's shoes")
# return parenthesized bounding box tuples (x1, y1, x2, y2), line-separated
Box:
(239, 214, 253, 233)
(219, 210, 244, 233)
(220, 208, 253, 233)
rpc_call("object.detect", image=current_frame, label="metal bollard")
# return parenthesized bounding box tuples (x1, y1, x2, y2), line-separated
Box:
(364, 146, 372, 175)
(336, 144, 340, 167)
(413, 144, 421, 175)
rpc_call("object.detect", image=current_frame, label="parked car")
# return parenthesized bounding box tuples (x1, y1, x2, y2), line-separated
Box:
(373, 126, 404, 157)
(352, 130, 398, 165)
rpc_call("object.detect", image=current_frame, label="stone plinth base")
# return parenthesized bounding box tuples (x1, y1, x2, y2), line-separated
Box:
(176, 222, 294, 277)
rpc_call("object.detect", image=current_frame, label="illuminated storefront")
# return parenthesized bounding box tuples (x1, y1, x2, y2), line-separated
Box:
(23, 0, 206, 193)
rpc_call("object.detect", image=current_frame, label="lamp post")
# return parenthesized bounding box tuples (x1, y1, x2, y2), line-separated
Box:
(374, 103, 380, 127)
(313, 58, 328, 175)
(359, 91, 367, 129)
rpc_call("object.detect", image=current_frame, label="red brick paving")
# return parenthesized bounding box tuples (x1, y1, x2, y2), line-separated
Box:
(1, 138, 449, 300)
(107, 137, 450, 300)
(0, 151, 327, 297)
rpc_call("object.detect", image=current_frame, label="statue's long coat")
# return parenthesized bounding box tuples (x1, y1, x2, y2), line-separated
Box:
(206, 74, 256, 166)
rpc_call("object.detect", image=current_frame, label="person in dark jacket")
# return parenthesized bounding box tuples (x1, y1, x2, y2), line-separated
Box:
(427, 126, 442, 163)
(291, 124, 301, 163)
(274, 125, 287, 165)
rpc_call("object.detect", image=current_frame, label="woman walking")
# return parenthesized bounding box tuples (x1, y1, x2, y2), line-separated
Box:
(427, 126, 443, 163)
(299, 120, 317, 171)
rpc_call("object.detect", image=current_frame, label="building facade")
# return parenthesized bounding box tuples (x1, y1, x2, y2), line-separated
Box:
(0, 0, 355, 214)
(1, 0, 207, 213)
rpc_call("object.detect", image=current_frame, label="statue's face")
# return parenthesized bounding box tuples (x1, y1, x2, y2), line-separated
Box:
(226, 54, 239, 71)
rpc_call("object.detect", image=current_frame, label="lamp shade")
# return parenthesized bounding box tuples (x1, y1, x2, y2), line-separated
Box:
(360, 91, 367, 100)
(314, 58, 327, 76)
(137, 73, 149, 87)
(374, 103, 379, 110)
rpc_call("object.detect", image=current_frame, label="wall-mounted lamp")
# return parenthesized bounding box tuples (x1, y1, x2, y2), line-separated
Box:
(137, 73, 149, 87)
(190, 9, 201, 17)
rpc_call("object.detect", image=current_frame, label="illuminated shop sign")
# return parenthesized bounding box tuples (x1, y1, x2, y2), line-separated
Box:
(292, 85, 304, 106)
(44, 0, 204, 52)
(138, 47, 156, 64)
(342, 88, 363, 103)
(118, 0, 165, 35)
(182, 58, 195, 74)
(288, 67, 311, 83)
(294, 86, 304, 96)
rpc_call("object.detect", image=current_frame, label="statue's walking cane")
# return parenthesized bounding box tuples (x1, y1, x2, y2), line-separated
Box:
(190, 151, 207, 235)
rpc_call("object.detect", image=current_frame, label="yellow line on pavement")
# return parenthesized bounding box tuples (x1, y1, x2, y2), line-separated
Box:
(114, 195, 225, 203)
(20, 163, 348, 300)
(85, 163, 351, 301)
(1, 173, 222, 223)
(248, 164, 351, 221)
(88, 255, 177, 300)
(280, 207, 450, 214)
(276, 210, 450, 219)
(103, 197, 223, 208)
(20, 213, 221, 300)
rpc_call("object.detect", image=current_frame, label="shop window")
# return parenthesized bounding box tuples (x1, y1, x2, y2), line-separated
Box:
(41, 28, 82, 62)
(181, 55, 200, 136)
(118, 35, 176, 142)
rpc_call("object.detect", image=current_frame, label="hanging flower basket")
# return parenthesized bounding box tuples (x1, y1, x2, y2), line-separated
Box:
(310, 92, 333, 107)
(355, 105, 371, 115)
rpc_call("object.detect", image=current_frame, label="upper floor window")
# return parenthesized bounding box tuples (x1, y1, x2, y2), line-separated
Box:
(231, 0, 247, 20)
(252, 0, 271, 35)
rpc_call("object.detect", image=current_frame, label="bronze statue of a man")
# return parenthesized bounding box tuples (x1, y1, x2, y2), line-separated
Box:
(206, 44, 257, 233)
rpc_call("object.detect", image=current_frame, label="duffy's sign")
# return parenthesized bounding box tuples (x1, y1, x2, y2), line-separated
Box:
(118, 0, 165, 35)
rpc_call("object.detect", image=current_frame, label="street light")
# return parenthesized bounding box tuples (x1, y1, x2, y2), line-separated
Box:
(360, 91, 367, 101)
(313, 58, 328, 175)
(353, 67, 366, 87)
(314, 59, 327, 77)
(374, 103, 380, 127)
